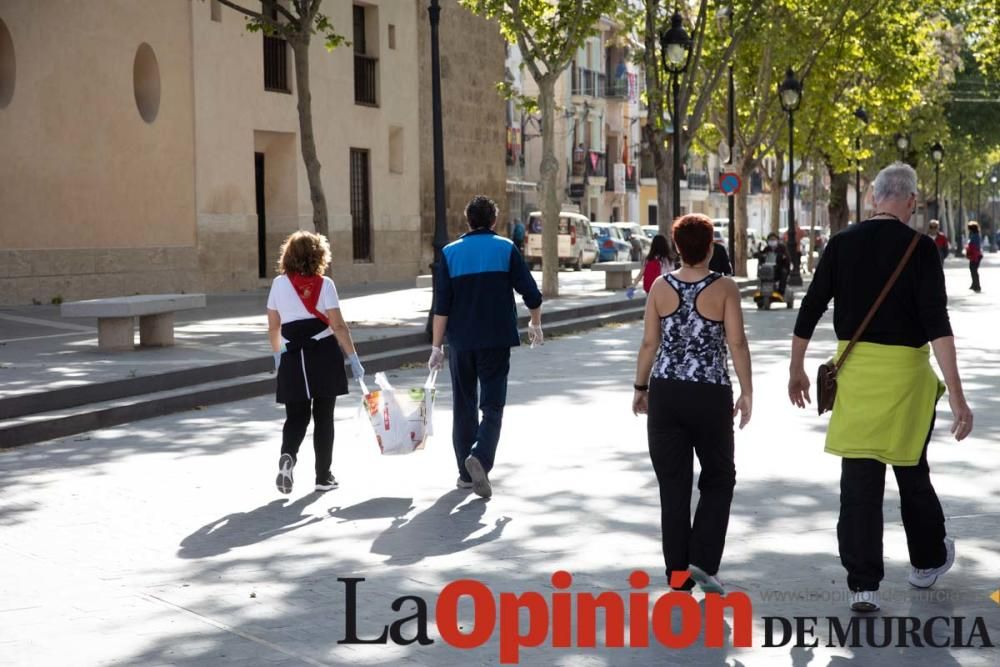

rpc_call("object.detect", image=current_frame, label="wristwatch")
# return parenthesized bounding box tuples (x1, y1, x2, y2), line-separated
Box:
(633, 384, 649, 392)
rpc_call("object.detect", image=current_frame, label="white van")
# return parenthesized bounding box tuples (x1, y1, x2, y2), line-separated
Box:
(525, 211, 598, 270)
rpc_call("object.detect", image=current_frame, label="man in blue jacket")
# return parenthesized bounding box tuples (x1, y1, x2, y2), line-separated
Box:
(428, 195, 543, 498)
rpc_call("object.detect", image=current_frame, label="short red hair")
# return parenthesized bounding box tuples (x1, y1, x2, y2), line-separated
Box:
(672, 214, 714, 265)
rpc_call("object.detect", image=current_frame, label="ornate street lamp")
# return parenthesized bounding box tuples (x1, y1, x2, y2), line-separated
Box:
(659, 11, 691, 225)
(779, 67, 803, 287)
(930, 141, 944, 222)
(976, 170, 984, 221)
(895, 133, 910, 162)
(854, 107, 868, 223)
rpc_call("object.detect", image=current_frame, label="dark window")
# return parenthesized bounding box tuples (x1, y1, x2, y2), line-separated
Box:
(353, 6, 377, 106)
(263, 33, 289, 92)
(353, 6, 367, 55)
(350, 148, 373, 262)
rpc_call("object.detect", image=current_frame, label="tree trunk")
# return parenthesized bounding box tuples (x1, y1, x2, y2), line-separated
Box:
(827, 161, 850, 234)
(537, 77, 560, 298)
(733, 157, 754, 276)
(768, 152, 783, 235)
(291, 38, 329, 238)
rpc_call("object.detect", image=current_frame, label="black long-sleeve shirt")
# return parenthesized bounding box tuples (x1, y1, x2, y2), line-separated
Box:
(794, 219, 952, 348)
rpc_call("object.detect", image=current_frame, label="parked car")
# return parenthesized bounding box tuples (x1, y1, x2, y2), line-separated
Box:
(613, 222, 651, 260)
(641, 225, 659, 240)
(712, 218, 731, 244)
(525, 211, 598, 270)
(591, 223, 632, 262)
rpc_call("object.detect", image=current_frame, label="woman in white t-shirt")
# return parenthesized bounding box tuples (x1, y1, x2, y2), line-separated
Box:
(266, 231, 364, 494)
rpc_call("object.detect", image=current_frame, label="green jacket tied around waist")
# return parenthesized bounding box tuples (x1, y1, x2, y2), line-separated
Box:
(826, 341, 945, 466)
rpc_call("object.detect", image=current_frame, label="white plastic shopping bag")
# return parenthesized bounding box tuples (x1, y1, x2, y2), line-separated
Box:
(359, 371, 437, 455)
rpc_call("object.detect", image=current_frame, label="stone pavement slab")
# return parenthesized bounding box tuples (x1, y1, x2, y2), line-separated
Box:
(1, 262, 997, 666)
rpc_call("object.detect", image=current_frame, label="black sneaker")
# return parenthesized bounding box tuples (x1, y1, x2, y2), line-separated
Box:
(276, 454, 294, 494)
(315, 473, 339, 492)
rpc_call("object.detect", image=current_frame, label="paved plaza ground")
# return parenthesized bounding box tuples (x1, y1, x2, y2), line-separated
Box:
(1, 260, 998, 666)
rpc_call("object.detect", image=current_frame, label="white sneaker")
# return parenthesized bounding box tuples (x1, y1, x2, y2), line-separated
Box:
(688, 564, 725, 594)
(850, 590, 880, 612)
(275, 453, 294, 494)
(464, 455, 492, 498)
(456, 477, 473, 490)
(908, 537, 955, 589)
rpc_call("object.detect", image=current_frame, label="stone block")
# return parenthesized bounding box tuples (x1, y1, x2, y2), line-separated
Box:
(139, 312, 175, 346)
(97, 317, 135, 350)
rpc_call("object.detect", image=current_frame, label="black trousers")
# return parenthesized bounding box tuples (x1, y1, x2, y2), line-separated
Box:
(969, 259, 982, 291)
(281, 397, 336, 482)
(647, 378, 735, 578)
(838, 415, 947, 591)
(449, 346, 510, 480)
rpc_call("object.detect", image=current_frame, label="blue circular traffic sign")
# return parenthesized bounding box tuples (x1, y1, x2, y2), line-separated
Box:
(720, 172, 742, 195)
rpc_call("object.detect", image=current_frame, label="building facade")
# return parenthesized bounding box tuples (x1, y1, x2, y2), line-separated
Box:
(0, 1, 498, 305)
(506, 17, 644, 225)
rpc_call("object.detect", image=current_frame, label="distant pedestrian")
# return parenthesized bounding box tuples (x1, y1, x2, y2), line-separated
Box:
(966, 221, 982, 292)
(789, 162, 973, 613)
(429, 195, 543, 498)
(632, 213, 753, 595)
(511, 218, 526, 254)
(627, 234, 671, 298)
(927, 220, 948, 264)
(709, 241, 733, 275)
(267, 231, 365, 495)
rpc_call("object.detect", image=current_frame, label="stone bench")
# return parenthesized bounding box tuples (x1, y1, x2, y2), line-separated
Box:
(591, 261, 642, 290)
(61, 294, 206, 350)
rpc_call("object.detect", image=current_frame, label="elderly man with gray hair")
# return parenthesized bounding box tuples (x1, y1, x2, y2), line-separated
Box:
(788, 162, 974, 612)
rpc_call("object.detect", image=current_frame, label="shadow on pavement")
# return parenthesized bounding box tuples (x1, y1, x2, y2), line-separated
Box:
(178, 495, 326, 559)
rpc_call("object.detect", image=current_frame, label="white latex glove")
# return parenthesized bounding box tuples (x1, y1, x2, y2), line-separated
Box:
(428, 346, 445, 370)
(528, 323, 544, 348)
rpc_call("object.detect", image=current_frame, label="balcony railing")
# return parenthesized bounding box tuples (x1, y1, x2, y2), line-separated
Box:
(571, 66, 605, 97)
(605, 78, 629, 99)
(263, 35, 289, 92)
(687, 171, 710, 190)
(354, 54, 378, 106)
(625, 170, 637, 191)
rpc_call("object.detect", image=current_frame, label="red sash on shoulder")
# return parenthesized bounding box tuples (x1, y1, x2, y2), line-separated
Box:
(288, 273, 330, 325)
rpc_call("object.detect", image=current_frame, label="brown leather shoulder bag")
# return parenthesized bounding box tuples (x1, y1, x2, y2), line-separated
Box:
(816, 231, 922, 415)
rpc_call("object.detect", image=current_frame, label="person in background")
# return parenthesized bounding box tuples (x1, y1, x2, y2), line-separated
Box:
(789, 162, 972, 613)
(633, 214, 753, 595)
(627, 234, 672, 298)
(755, 232, 790, 294)
(267, 231, 365, 495)
(429, 195, 543, 498)
(511, 218, 526, 255)
(709, 241, 733, 275)
(926, 220, 948, 264)
(966, 221, 982, 292)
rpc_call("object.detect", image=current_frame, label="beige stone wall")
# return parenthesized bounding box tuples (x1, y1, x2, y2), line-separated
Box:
(191, 0, 423, 290)
(0, 1, 425, 304)
(0, 1, 198, 304)
(417, 1, 508, 270)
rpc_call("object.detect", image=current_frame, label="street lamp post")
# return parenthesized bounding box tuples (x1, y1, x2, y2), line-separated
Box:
(716, 3, 736, 267)
(931, 141, 944, 224)
(854, 107, 868, 223)
(895, 133, 909, 162)
(779, 67, 803, 287)
(659, 11, 692, 225)
(976, 170, 984, 221)
(992, 173, 998, 245)
(425, 0, 447, 338)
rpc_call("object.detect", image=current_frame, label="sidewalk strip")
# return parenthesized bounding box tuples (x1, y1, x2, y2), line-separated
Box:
(0, 331, 93, 344)
(140, 592, 333, 667)
(0, 313, 96, 332)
